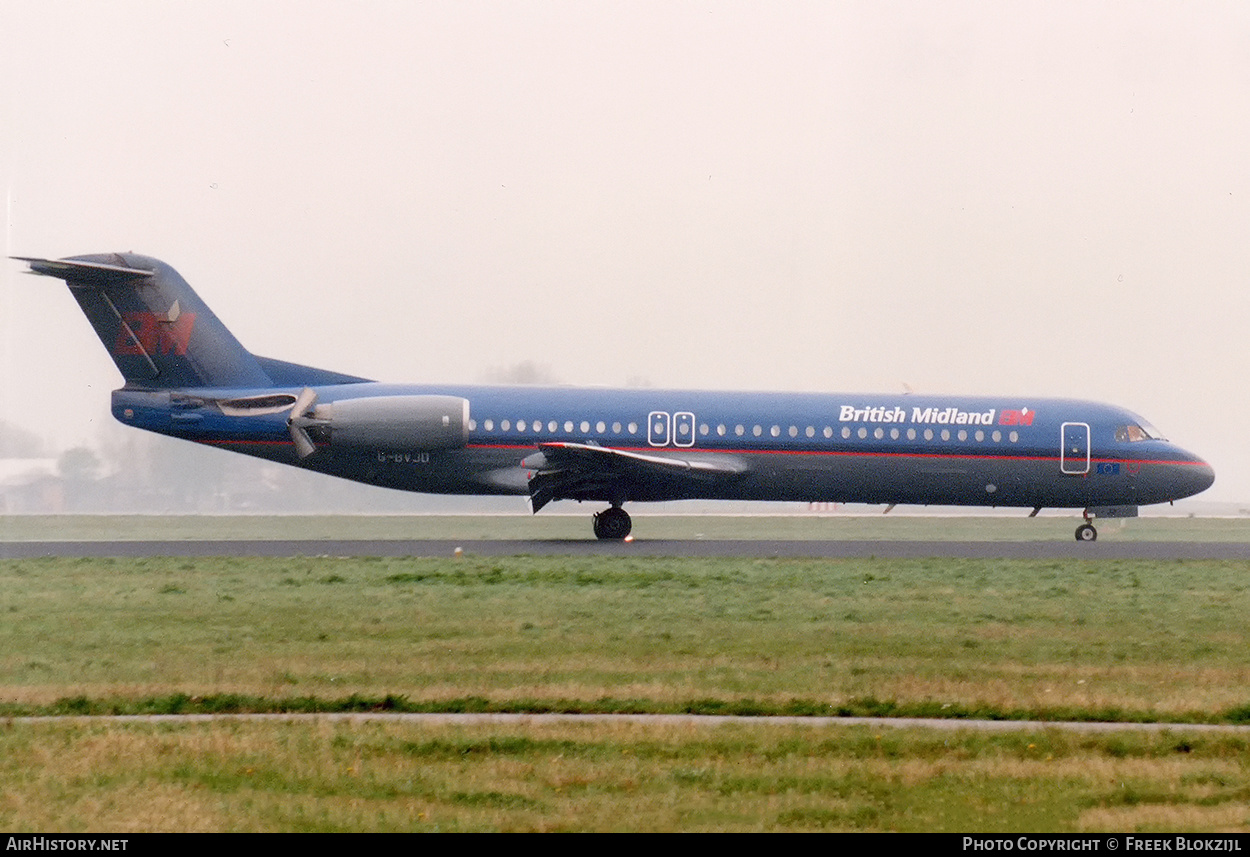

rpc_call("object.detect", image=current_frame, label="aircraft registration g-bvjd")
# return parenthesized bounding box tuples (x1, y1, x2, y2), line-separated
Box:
(15, 253, 1215, 541)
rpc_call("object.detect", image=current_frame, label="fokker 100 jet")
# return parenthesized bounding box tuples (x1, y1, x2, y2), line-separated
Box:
(14, 254, 1214, 541)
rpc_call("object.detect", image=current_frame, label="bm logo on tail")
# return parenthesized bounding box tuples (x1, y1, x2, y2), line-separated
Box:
(114, 302, 196, 357)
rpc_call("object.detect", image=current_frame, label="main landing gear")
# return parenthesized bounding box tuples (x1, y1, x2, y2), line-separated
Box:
(593, 505, 632, 540)
(1075, 509, 1097, 542)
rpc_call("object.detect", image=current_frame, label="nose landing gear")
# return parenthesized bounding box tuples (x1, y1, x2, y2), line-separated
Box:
(593, 505, 632, 540)
(1075, 509, 1097, 542)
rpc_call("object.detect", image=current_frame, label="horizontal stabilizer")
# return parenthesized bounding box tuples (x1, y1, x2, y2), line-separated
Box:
(13, 256, 155, 285)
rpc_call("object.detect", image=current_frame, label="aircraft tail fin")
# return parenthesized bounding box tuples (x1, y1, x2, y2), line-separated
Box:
(16, 253, 277, 389)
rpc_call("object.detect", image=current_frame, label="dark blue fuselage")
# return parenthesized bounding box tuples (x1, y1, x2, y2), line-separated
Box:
(112, 383, 1214, 510)
(17, 251, 1213, 538)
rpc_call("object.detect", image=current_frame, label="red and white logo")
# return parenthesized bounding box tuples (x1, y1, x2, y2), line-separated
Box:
(113, 302, 196, 357)
(998, 408, 1035, 426)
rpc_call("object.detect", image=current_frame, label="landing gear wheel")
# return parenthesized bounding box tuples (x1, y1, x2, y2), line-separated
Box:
(593, 507, 632, 540)
(1075, 523, 1098, 542)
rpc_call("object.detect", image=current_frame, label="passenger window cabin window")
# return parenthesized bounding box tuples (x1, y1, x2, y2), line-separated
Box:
(823, 427, 833, 438)
(596, 421, 606, 433)
(502, 419, 511, 431)
(484, 419, 494, 431)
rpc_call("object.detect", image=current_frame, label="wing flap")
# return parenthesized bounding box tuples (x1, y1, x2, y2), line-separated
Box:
(525, 442, 747, 512)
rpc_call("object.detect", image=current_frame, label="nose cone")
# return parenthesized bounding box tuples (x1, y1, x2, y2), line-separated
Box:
(1175, 450, 1215, 500)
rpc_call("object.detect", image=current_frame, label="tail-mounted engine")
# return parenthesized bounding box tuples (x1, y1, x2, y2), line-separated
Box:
(287, 388, 469, 458)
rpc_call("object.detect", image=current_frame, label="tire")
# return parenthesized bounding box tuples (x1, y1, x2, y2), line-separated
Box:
(593, 508, 632, 540)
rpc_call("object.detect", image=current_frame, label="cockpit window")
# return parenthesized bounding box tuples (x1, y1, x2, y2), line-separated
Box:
(1115, 422, 1167, 442)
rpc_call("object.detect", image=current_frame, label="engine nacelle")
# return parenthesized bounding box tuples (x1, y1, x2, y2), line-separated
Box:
(314, 395, 469, 450)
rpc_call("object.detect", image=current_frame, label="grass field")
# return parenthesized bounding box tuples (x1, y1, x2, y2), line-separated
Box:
(4, 512, 1250, 541)
(3, 554, 1250, 717)
(3, 551, 1249, 831)
(4, 718, 1250, 832)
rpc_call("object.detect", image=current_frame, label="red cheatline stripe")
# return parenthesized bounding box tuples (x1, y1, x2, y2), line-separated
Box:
(198, 438, 1204, 468)
(466, 443, 1201, 467)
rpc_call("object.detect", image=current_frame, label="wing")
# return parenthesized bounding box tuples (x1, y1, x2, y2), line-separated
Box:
(523, 441, 748, 512)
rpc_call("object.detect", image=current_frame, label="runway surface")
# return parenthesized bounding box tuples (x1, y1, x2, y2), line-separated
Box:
(4, 539, 1250, 559)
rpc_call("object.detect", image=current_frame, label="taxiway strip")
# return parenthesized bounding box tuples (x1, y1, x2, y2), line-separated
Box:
(7, 712, 1250, 733)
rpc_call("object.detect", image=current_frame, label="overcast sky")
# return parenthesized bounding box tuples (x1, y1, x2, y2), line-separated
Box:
(3, 1, 1248, 503)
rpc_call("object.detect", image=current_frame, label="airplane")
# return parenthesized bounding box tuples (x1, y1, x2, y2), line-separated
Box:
(13, 253, 1214, 541)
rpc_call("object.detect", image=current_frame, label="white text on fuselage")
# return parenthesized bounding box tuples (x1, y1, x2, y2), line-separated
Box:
(377, 451, 430, 464)
(838, 406, 1035, 426)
